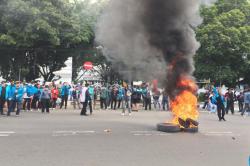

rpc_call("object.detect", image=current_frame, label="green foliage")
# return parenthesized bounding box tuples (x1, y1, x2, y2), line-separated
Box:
(0, 0, 105, 81)
(195, 0, 250, 86)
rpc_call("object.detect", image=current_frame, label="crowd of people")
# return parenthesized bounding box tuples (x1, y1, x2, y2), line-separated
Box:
(202, 85, 250, 121)
(0, 80, 170, 117)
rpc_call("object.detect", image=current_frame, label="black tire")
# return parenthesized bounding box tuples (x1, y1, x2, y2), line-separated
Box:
(157, 123, 181, 133)
(182, 127, 199, 133)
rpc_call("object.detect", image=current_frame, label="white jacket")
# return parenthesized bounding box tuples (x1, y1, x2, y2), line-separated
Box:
(80, 87, 88, 102)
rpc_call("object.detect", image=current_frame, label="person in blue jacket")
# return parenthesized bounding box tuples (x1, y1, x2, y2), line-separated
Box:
(15, 82, 24, 116)
(6, 81, 16, 116)
(31, 83, 39, 110)
(215, 88, 226, 121)
(60, 82, 70, 109)
(117, 86, 125, 112)
(23, 83, 34, 111)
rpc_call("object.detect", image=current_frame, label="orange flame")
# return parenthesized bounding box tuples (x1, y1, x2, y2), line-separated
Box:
(170, 79, 199, 125)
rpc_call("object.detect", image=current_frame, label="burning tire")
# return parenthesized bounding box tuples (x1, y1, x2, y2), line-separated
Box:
(182, 127, 198, 133)
(157, 123, 181, 133)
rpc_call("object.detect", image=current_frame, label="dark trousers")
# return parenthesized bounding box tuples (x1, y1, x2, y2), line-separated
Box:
(7, 100, 16, 116)
(118, 99, 122, 109)
(100, 98, 107, 109)
(52, 98, 57, 108)
(31, 96, 39, 109)
(202, 101, 208, 109)
(80, 101, 93, 115)
(60, 95, 68, 109)
(226, 102, 234, 114)
(217, 105, 225, 120)
(0, 98, 6, 114)
(72, 98, 81, 109)
(162, 100, 169, 111)
(238, 101, 244, 112)
(111, 98, 117, 110)
(41, 99, 50, 113)
(145, 98, 151, 110)
(16, 102, 22, 115)
(23, 98, 31, 111)
(241, 103, 250, 116)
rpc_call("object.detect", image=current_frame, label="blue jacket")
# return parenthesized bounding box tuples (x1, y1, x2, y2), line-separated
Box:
(26, 85, 35, 97)
(244, 91, 250, 104)
(33, 86, 39, 97)
(61, 85, 70, 96)
(16, 87, 24, 102)
(6, 85, 16, 101)
(117, 87, 125, 100)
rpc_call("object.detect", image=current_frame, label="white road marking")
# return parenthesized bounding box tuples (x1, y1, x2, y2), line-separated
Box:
(0, 131, 15, 137)
(53, 131, 96, 137)
(0, 134, 10, 137)
(202, 131, 240, 137)
(131, 131, 171, 136)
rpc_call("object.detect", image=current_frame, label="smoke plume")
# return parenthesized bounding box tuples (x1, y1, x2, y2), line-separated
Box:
(96, 0, 214, 98)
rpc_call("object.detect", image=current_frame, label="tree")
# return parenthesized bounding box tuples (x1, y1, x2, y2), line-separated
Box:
(195, 0, 250, 86)
(0, 0, 101, 81)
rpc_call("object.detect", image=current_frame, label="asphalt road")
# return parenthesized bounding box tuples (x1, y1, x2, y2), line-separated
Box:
(0, 109, 249, 166)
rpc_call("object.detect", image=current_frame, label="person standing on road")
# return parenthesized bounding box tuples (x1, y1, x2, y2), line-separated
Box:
(0, 81, 7, 115)
(215, 88, 226, 121)
(40, 85, 51, 113)
(6, 81, 16, 116)
(31, 83, 40, 111)
(15, 82, 24, 116)
(51, 86, 59, 110)
(60, 82, 70, 109)
(100, 85, 108, 110)
(162, 91, 169, 111)
(122, 85, 132, 116)
(144, 87, 151, 111)
(241, 86, 250, 117)
(111, 86, 118, 110)
(23, 83, 33, 112)
(72, 86, 81, 110)
(225, 88, 235, 115)
(237, 92, 244, 112)
(80, 83, 91, 116)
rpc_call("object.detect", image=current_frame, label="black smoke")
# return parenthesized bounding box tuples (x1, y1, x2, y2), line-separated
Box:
(96, 0, 213, 99)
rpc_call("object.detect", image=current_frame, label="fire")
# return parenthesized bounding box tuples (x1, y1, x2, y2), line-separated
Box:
(170, 79, 199, 127)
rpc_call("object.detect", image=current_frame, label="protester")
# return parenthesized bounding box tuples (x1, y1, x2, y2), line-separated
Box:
(40, 85, 51, 113)
(100, 86, 108, 110)
(0, 81, 6, 115)
(202, 90, 210, 109)
(111, 86, 118, 110)
(225, 88, 235, 114)
(31, 83, 40, 110)
(51, 86, 59, 109)
(144, 87, 151, 111)
(60, 82, 70, 109)
(80, 83, 92, 116)
(15, 82, 24, 116)
(122, 85, 132, 116)
(208, 91, 217, 114)
(237, 92, 244, 112)
(23, 83, 34, 111)
(162, 91, 169, 111)
(241, 86, 250, 117)
(215, 88, 226, 121)
(153, 90, 161, 110)
(6, 81, 16, 116)
(72, 86, 81, 110)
